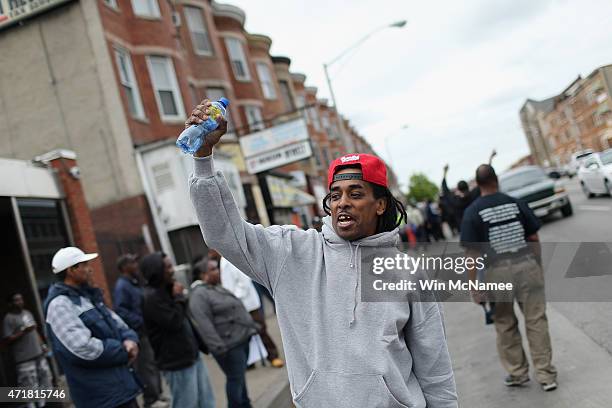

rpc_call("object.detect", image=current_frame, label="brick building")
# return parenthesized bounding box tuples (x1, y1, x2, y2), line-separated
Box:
(521, 65, 612, 166)
(0, 0, 399, 284)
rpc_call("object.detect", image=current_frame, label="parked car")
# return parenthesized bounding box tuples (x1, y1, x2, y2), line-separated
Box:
(569, 149, 595, 176)
(577, 149, 612, 197)
(544, 167, 564, 179)
(499, 166, 573, 218)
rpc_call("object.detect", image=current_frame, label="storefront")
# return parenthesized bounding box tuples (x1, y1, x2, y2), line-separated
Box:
(240, 118, 317, 225)
(0, 158, 71, 386)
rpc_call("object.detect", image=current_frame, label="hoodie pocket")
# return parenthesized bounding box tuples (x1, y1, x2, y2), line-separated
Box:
(294, 370, 411, 408)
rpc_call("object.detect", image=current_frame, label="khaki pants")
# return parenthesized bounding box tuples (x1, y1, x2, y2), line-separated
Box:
(487, 256, 557, 384)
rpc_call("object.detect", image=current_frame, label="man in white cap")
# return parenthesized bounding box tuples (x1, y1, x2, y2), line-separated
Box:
(43, 247, 142, 408)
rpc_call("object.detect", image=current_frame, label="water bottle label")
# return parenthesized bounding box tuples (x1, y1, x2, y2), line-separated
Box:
(209, 105, 223, 120)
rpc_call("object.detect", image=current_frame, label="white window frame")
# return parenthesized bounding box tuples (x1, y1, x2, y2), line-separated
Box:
(256, 62, 276, 100)
(103, 0, 119, 10)
(308, 107, 321, 131)
(244, 105, 264, 132)
(183, 6, 213, 56)
(278, 80, 295, 112)
(146, 55, 186, 121)
(131, 0, 160, 18)
(114, 47, 145, 119)
(225, 37, 251, 81)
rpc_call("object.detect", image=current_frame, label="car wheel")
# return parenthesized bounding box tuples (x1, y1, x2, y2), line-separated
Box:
(605, 179, 611, 197)
(581, 182, 594, 198)
(561, 201, 573, 217)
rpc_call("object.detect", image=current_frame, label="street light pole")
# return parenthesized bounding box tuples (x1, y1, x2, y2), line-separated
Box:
(384, 124, 409, 170)
(323, 20, 407, 154)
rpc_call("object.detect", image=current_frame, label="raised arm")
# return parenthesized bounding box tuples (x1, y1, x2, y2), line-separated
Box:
(186, 100, 294, 294)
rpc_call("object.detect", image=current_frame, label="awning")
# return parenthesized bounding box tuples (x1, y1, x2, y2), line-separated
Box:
(266, 175, 316, 208)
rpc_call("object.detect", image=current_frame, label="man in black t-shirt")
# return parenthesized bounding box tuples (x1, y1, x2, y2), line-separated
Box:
(460, 165, 558, 392)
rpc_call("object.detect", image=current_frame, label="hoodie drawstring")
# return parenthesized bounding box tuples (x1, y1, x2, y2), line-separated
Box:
(348, 242, 361, 326)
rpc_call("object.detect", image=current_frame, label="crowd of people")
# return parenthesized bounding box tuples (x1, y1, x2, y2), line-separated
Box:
(400, 164, 480, 246)
(2, 243, 284, 408)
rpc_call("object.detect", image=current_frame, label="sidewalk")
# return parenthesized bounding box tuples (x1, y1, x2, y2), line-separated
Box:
(204, 305, 290, 408)
(444, 301, 612, 407)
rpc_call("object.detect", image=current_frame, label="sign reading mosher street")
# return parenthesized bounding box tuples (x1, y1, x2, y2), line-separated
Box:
(0, 0, 73, 29)
(239, 118, 313, 174)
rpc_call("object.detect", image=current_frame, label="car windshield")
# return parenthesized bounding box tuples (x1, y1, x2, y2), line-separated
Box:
(575, 152, 593, 161)
(600, 151, 612, 165)
(500, 168, 548, 192)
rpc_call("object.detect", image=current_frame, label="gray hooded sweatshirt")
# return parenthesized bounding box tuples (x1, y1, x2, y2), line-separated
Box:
(189, 155, 458, 408)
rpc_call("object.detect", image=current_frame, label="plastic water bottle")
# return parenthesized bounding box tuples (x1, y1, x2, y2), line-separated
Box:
(176, 98, 230, 154)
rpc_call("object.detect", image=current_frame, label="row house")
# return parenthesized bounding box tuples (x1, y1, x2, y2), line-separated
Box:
(0, 0, 392, 296)
(521, 65, 612, 166)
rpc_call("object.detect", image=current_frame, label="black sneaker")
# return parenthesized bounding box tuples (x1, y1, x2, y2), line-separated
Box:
(541, 381, 558, 392)
(504, 374, 530, 386)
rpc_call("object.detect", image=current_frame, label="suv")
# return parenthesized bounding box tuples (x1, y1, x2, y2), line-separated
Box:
(499, 166, 572, 218)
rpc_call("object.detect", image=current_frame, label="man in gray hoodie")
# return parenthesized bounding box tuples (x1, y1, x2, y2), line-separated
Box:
(186, 100, 458, 408)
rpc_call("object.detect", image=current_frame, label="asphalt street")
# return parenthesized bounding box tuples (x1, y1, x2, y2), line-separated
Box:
(445, 177, 612, 407)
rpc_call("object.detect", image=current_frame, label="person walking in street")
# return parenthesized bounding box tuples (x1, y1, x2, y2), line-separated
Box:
(190, 258, 258, 408)
(114, 254, 168, 408)
(2, 293, 53, 407)
(425, 199, 445, 241)
(44, 247, 141, 408)
(460, 164, 558, 391)
(184, 100, 457, 408)
(209, 249, 284, 369)
(141, 252, 215, 408)
(440, 164, 474, 231)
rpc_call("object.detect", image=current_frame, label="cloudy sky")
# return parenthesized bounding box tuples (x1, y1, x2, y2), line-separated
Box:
(229, 0, 612, 188)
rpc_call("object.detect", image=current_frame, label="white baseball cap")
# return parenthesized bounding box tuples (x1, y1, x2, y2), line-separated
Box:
(52, 247, 98, 274)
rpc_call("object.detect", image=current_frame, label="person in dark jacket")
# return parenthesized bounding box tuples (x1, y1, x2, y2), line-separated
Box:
(441, 164, 479, 231)
(190, 258, 257, 408)
(114, 254, 167, 408)
(44, 247, 141, 408)
(141, 252, 215, 408)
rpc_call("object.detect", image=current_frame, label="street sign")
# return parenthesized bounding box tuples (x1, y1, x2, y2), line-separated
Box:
(240, 118, 312, 173)
(245, 140, 312, 174)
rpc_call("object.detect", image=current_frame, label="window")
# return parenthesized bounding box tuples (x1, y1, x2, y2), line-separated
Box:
(244, 105, 264, 132)
(184, 6, 212, 55)
(146, 56, 185, 120)
(279, 80, 295, 112)
(114, 48, 145, 119)
(104, 0, 118, 9)
(593, 113, 604, 127)
(308, 107, 321, 131)
(131, 0, 160, 17)
(256, 62, 276, 99)
(225, 38, 250, 81)
(205, 87, 225, 102)
(321, 146, 331, 166)
(311, 141, 322, 167)
(321, 114, 331, 131)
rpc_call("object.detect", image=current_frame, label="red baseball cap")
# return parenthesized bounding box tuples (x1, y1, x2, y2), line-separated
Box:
(328, 153, 388, 189)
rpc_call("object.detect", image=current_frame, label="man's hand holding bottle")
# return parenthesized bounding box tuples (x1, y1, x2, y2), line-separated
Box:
(185, 99, 228, 158)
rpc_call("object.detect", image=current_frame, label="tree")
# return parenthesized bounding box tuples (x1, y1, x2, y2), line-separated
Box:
(406, 173, 439, 202)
